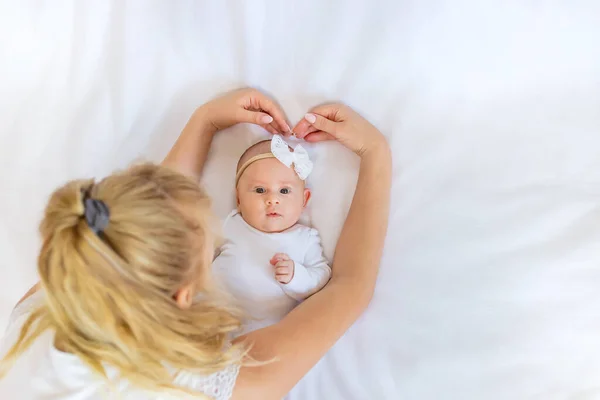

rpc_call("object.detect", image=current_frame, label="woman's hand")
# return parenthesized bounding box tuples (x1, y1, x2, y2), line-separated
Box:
(163, 88, 291, 179)
(292, 103, 387, 157)
(199, 88, 292, 135)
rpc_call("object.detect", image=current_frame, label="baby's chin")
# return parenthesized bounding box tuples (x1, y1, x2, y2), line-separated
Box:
(248, 215, 298, 233)
(261, 220, 297, 233)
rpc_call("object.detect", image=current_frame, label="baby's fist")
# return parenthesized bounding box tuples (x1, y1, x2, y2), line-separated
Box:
(270, 253, 295, 284)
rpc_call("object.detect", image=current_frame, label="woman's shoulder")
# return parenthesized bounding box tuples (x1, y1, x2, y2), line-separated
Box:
(0, 290, 240, 400)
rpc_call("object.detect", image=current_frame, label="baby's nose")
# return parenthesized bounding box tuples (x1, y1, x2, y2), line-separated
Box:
(266, 196, 280, 205)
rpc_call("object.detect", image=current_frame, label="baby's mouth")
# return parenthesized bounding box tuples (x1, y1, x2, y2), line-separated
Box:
(266, 212, 281, 218)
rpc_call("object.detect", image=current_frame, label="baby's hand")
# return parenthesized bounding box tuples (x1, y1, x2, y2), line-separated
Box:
(270, 253, 295, 284)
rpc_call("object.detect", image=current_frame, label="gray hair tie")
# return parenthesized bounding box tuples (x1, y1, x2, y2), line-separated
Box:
(83, 197, 110, 235)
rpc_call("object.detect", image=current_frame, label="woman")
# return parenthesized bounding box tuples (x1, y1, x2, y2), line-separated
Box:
(0, 88, 392, 399)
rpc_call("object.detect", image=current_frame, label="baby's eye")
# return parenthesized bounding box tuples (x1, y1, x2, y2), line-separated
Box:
(255, 187, 266, 194)
(280, 188, 290, 195)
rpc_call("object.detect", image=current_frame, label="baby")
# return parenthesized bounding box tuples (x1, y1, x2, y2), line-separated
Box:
(213, 135, 331, 333)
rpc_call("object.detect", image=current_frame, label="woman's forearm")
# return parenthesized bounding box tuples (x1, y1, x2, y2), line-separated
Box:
(331, 143, 392, 302)
(162, 107, 216, 181)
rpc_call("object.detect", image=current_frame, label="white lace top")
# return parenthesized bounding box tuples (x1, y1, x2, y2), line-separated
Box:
(0, 291, 240, 399)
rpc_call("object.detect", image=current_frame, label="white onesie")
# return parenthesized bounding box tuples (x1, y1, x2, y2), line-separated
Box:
(213, 211, 331, 333)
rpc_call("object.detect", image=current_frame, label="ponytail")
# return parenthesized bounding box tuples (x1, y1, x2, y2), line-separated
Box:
(0, 164, 243, 397)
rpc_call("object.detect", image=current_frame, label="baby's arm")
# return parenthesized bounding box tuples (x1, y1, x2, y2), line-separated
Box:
(278, 229, 332, 302)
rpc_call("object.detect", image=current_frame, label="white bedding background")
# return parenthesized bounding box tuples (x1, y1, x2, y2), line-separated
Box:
(1, 1, 600, 399)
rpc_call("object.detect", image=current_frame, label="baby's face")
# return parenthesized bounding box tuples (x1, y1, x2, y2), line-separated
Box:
(237, 158, 310, 233)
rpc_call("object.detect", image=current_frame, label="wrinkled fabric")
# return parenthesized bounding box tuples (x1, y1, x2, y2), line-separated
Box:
(1, 1, 600, 399)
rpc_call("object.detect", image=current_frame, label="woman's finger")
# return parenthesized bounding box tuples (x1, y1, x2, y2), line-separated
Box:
(269, 122, 290, 136)
(309, 103, 346, 121)
(293, 122, 319, 139)
(304, 131, 336, 142)
(293, 103, 344, 138)
(269, 119, 290, 135)
(249, 92, 291, 133)
(237, 109, 274, 125)
(292, 119, 314, 138)
(261, 124, 278, 135)
(303, 113, 339, 136)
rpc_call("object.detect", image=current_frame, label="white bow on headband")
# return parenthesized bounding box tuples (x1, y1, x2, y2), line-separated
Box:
(271, 135, 313, 180)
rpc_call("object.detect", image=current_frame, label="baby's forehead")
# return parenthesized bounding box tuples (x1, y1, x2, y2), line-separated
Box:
(236, 139, 292, 172)
(239, 158, 305, 188)
(244, 158, 297, 180)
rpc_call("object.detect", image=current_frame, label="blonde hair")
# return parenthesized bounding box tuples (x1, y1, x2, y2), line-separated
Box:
(0, 163, 244, 396)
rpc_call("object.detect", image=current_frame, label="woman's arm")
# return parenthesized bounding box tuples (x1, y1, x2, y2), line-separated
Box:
(232, 105, 392, 399)
(162, 107, 216, 181)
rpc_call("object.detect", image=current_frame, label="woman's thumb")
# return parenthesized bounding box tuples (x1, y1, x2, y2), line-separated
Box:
(304, 113, 338, 136)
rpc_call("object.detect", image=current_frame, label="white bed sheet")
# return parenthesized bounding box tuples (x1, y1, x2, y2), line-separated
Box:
(1, 1, 600, 399)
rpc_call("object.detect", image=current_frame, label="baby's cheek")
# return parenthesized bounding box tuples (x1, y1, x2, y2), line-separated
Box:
(290, 196, 305, 216)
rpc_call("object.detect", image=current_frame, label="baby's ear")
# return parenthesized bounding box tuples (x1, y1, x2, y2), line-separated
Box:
(303, 188, 312, 208)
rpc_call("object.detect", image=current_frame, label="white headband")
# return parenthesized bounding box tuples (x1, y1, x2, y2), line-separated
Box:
(235, 135, 314, 186)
